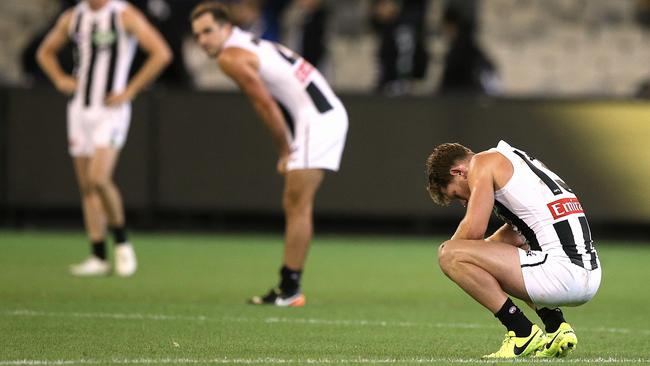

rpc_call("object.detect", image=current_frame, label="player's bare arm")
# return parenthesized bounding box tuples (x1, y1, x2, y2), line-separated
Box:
(450, 154, 497, 240)
(218, 48, 291, 174)
(486, 223, 529, 250)
(106, 5, 172, 106)
(36, 9, 76, 95)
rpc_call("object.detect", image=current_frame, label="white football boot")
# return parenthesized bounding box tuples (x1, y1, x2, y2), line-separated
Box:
(115, 243, 137, 277)
(70, 256, 110, 276)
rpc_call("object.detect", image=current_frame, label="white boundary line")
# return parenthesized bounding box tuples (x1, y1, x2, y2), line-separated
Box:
(1, 357, 650, 365)
(3, 309, 650, 336)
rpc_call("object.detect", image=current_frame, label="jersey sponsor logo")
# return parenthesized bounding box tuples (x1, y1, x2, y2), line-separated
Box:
(93, 30, 117, 48)
(294, 60, 314, 83)
(547, 197, 583, 220)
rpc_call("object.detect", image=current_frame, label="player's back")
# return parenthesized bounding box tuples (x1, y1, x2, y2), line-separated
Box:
(491, 141, 599, 270)
(222, 27, 342, 120)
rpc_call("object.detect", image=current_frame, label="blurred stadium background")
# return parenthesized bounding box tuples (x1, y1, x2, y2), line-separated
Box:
(2, 0, 650, 364)
(1, 0, 649, 235)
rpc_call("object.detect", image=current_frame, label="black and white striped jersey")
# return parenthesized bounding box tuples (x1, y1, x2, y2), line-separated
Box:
(491, 141, 599, 270)
(222, 27, 344, 127)
(68, 0, 137, 109)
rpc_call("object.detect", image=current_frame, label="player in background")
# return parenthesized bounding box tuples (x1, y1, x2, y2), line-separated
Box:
(425, 140, 601, 358)
(37, 0, 171, 276)
(190, 2, 348, 306)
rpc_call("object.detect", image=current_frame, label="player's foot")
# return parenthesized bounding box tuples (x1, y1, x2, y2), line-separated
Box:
(535, 322, 578, 358)
(482, 324, 545, 359)
(248, 287, 306, 307)
(115, 243, 137, 277)
(69, 256, 110, 276)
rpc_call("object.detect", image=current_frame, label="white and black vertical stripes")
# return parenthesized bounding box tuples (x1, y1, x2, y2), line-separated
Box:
(552, 220, 584, 268)
(71, 1, 137, 109)
(491, 141, 600, 272)
(104, 10, 118, 97)
(83, 22, 98, 107)
(71, 12, 83, 79)
(306, 82, 333, 113)
(513, 150, 563, 195)
(493, 201, 542, 251)
(579, 216, 599, 270)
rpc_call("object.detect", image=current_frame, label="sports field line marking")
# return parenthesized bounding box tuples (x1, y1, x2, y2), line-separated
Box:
(1, 357, 650, 365)
(5, 309, 650, 337)
(4, 310, 209, 322)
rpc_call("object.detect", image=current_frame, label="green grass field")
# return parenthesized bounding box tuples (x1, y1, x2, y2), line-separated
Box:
(1, 230, 649, 365)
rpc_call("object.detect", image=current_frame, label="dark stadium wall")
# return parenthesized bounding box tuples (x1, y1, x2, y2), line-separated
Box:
(0, 89, 6, 217)
(2, 88, 649, 228)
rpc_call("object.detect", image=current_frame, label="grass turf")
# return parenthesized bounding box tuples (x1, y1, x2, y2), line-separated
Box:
(0, 230, 649, 365)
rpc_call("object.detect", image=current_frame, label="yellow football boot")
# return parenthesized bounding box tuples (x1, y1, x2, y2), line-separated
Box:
(535, 322, 578, 358)
(482, 324, 545, 359)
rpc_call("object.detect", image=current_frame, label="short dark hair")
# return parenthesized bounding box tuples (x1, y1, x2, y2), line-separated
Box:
(425, 143, 474, 206)
(190, 1, 232, 24)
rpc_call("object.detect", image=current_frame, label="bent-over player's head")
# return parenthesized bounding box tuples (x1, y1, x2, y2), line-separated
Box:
(86, 0, 109, 10)
(191, 2, 233, 58)
(425, 143, 474, 206)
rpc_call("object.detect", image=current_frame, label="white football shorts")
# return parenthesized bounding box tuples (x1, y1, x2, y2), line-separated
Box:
(518, 248, 601, 307)
(286, 105, 348, 172)
(67, 102, 131, 157)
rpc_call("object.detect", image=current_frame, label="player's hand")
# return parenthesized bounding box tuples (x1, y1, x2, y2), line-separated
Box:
(277, 154, 289, 175)
(55, 75, 77, 95)
(105, 90, 135, 106)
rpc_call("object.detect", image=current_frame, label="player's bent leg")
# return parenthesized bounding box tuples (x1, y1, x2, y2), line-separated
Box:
(438, 239, 547, 357)
(437, 239, 531, 312)
(535, 322, 578, 358)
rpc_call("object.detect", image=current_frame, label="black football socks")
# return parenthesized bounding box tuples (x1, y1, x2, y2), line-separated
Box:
(495, 298, 535, 337)
(110, 226, 128, 246)
(279, 265, 302, 296)
(536, 307, 566, 333)
(91, 240, 107, 260)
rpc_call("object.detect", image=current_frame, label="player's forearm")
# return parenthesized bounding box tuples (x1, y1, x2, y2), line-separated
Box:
(36, 48, 68, 85)
(125, 51, 171, 98)
(485, 224, 526, 247)
(253, 101, 290, 156)
(451, 219, 485, 240)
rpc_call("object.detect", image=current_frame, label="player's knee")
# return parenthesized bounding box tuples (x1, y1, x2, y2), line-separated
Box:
(87, 176, 111, 193)
(78, 182, 93, 196)
(282, 188, 311, 214)
(438, 240, 460, 274)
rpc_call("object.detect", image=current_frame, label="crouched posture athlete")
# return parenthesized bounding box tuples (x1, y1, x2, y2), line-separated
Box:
(425, 140, 601, 358)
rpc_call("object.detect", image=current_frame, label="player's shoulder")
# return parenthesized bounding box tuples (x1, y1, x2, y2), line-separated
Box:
(469, 150, 509, 174)
(119, 1, 144, 19)
(116, 1, 152, 33)
(51, 7, 78, 34)
(218, 47, 256, 67)
(110, 0, 132, 11)
(473, 150, 504, 165)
